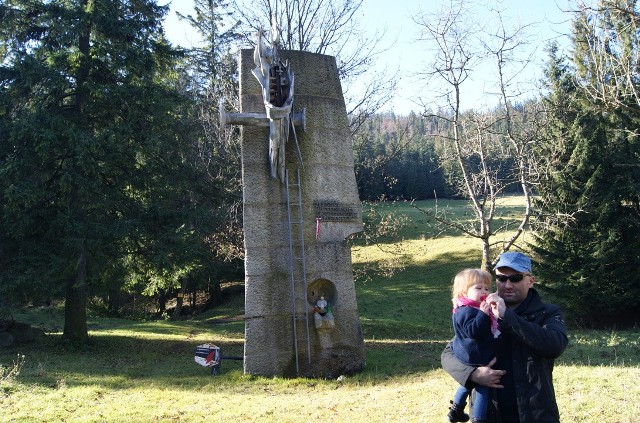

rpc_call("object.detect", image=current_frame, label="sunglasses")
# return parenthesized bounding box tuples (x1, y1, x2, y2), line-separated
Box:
(495, 273, 528, 283)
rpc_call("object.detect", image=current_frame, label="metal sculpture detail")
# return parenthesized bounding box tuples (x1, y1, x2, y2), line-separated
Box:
(252, 27, 295, 183)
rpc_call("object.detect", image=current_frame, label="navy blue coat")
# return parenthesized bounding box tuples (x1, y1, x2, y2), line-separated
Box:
(451, 304, 496, 366)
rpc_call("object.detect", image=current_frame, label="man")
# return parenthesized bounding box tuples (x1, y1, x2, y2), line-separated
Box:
(441, 252, 569, 423)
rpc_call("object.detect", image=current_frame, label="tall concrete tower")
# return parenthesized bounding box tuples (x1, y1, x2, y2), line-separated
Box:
(228, 45, 365, 378)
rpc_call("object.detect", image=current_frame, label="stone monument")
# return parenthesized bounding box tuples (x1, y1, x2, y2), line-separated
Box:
(222, 30, 365, 378)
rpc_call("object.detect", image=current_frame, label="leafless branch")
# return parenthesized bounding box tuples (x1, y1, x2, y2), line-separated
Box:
(413, 0, 540, 270)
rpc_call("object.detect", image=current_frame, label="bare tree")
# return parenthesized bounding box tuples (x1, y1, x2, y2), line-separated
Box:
(229, 0, 397, 132)
(412, 0, 540, 271)
(484, 10, 538, 261)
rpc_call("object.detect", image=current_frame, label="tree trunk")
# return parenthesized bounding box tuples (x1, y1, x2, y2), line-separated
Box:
(62, 0, 92, 344)
(171, 278, 188, 320)
(158, 289, 167, 315)
(209, 279, 223, 305)
(107, 288, 121, 317)
(196, 279, 223, 314)
(63, 246, 89, 342)
(481, 238, 491, 273)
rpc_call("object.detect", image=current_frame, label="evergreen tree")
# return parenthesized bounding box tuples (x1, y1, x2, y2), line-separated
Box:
(352, 113, 448, 201)
(0, 0, 209, 339)
(533, 9, 640, 325)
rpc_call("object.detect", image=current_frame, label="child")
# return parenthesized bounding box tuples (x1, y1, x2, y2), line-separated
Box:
(446, 269, 500, 423)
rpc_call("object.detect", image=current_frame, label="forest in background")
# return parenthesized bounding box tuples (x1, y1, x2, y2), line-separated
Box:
(353, 108, 532, 202)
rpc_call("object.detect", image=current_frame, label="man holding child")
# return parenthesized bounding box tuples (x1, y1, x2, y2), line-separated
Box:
(442, 252, 569, 423)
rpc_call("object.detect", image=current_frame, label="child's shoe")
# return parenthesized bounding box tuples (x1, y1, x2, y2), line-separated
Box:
(447, 400, 470, 422)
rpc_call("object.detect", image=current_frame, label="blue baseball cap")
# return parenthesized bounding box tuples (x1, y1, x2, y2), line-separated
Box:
(494, 251, 532, 273)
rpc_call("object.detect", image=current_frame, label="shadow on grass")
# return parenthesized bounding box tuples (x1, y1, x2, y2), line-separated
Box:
(2, 244, 639, 390)
(557, 330, 640, 367)
(356, 249, 480, 338)
(0, 331, 247, 391)
(353, 249, 481, 378)
(360, 339, 450, 378)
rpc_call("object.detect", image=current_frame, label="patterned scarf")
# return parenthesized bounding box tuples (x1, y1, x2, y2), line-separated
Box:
(453, 296, 501, 338)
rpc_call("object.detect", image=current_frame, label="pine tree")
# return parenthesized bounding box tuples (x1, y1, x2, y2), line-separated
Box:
(0, 0, 203, 339)
(533, 9, 640, 325)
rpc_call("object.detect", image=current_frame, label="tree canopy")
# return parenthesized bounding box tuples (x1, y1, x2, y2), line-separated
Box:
(0, 0, 232, 340)
(533, 1, 640, 325)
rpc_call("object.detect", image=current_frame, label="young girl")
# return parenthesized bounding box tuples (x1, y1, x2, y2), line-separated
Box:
(446, 269, 500, 423)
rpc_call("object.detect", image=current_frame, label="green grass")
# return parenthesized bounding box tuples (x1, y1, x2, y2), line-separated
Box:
(1, 197, 640, 422)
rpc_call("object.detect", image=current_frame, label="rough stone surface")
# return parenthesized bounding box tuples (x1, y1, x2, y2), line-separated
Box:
(239, 49, 365, 378)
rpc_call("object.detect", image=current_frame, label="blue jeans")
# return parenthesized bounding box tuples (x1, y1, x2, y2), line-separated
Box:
(453, 384, 489, 419)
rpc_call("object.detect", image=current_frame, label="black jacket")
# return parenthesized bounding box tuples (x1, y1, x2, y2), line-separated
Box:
(441, 288, 568, 423)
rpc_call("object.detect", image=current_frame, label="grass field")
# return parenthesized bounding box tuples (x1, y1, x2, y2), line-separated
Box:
(1, 198, 639, 422)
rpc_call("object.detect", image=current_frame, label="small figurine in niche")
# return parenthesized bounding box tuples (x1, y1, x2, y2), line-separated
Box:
(316, 296, 328, 316)
(313, 295, 335, 329)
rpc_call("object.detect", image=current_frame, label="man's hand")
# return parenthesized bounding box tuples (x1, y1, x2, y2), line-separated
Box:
(470, 357, 506, 388)
(486, 292, 506, 318)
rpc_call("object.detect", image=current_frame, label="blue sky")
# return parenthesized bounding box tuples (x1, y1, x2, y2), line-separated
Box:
(162, 0, 574, 114)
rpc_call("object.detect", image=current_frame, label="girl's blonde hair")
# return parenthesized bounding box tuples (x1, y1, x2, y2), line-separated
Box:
(451, 268, 493, 305)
